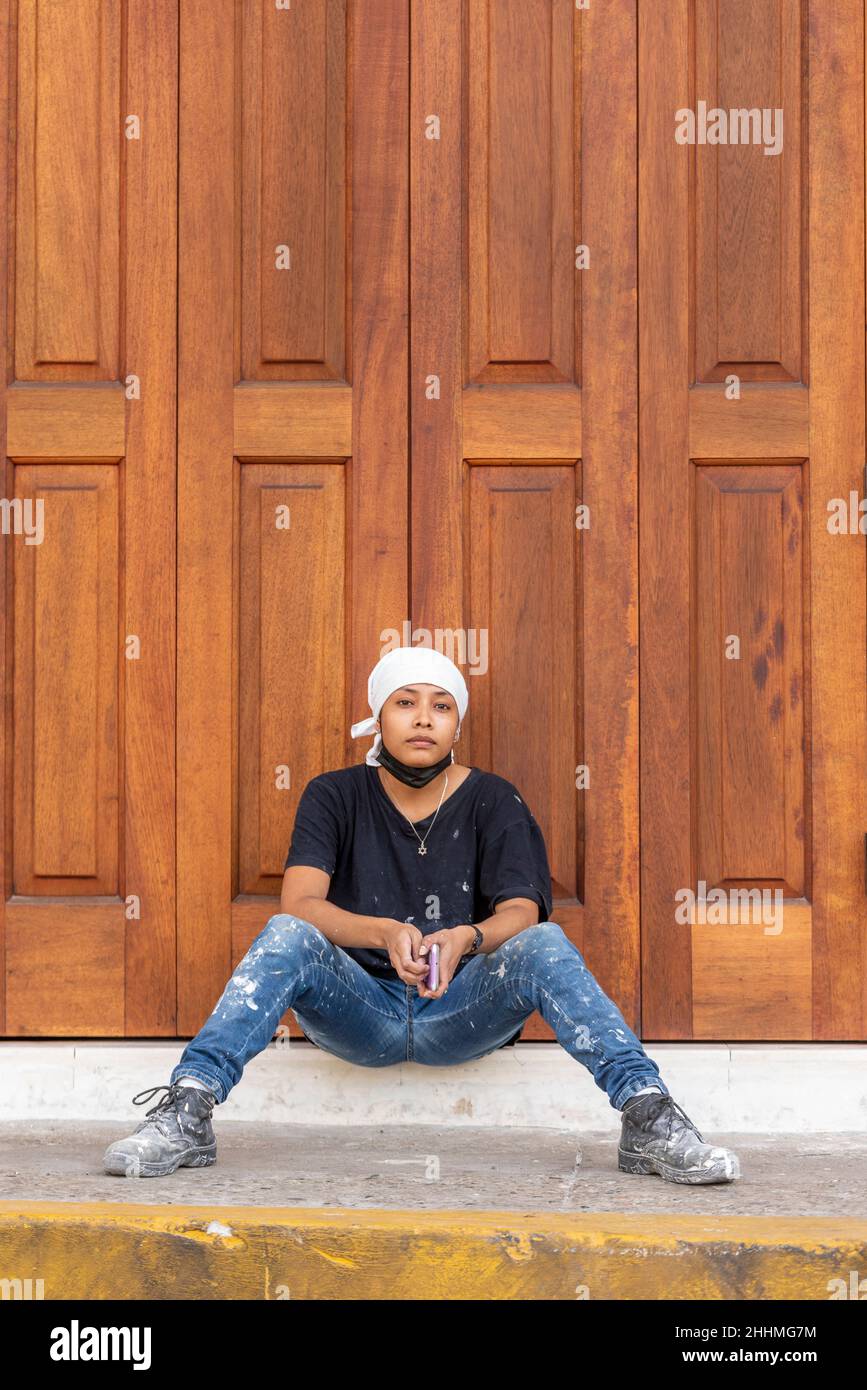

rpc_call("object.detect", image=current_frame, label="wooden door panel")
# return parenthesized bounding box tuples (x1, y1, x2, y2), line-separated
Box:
(694, 0, 804, 384)
(13, 464, 119, 896)
(0, 0, 177, 1035)
(239, 0, 347, 381)
(640, 0, 867, 1039)
(13, 0, 121, 381)
(692, 464, 807, 899)
(465, 0, 577, 385)
(237, 462, 347, 897)
(178, 0, 409, 1034)
(409, 0, 640, 1038)
(466, 464, 584, 907)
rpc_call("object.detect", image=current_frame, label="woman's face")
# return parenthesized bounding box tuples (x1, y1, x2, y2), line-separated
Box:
(377, 683, 459, 765)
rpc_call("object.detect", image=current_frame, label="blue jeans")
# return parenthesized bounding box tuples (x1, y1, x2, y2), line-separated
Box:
(170, 916, 669, 1111)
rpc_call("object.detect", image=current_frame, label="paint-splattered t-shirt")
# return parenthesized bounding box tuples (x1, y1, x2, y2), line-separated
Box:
(283, 762, 553, 987)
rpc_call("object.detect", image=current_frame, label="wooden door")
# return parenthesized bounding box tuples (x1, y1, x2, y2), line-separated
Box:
(639, 0, 867, 1039)
(176, 0, 412, 1032)
(408, 0, 640, 1034)
(7, 0, 862, 1048)
(0, 1, 177, 1035)
(176, 0, 641, 1041)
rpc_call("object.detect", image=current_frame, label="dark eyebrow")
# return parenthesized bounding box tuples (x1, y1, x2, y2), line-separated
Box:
(397, 686, 452, 699)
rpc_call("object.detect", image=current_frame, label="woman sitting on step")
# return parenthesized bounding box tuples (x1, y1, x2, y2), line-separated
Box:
(103, 644, 740, 1186)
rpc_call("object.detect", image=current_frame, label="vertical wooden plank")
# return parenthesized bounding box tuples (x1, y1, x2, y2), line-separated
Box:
(124, 0, 179, 1033)
(177, 0, 235, 1029)
(581, 0, 640, 1022)
(639, 0, 692, 1036)
(0, 0, 10, 1032)
(810, 0, 867, 1037)
(410, 0, 461, 639)
(350, 0, 410, 710)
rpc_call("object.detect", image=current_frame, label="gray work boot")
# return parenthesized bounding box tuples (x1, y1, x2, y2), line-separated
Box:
(618, 1092, 741, 1184)
(103, 1082, 218, 1178)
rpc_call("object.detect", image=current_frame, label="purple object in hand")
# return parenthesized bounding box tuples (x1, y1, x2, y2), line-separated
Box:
(425, 942, 440, 991)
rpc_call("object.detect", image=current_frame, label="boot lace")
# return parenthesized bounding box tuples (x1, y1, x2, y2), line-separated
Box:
(130, 1082, 189, 1136)
(638, 1093, 705, 1144)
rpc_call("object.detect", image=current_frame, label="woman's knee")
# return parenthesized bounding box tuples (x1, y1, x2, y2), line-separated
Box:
(513, 920, 566, 945)
(252, 913, 331, 961)
(508, 921, 583, 963)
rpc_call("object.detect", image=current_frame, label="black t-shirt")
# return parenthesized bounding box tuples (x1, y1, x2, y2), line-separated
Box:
(283, 762, 553, 986)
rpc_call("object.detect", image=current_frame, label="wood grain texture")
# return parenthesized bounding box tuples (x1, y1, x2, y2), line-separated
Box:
(124, 0, 179, 1034)
(642, 0, 866, 1040)
(6, 909, 125, 1035)
(808, 0, 867, 1037)
(411, 0, 637, 1045)
(348, 0, 409, 752)
(0, 0, 8, 1031)
(689, 383, 808, 458)
(466, 0, 576, 384)
(1, 0, 177, 1038)
(13, 466, 119, 893)
(694, 0, 805, 382)
(7, 385, 126, 459)
(640, 0, 707, 1037)
(14, 0, 120, 379)
(692, 463, 807, 899)
(692, 900, 811, 1038)
(179, 0, 408, 1041)
(464, 462, 582, 941)
(580, 0, 639, 1024)
(240, 0, 346, 380)
(177, 0, 236, 1032)
(235, 384, 352, 457)
(2, 0, 863, 1051)
(237, 462, 346, 895)
(462, 384, 581, 459)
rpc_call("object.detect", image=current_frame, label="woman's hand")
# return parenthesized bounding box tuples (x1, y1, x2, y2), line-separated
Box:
(415, 925, 475, 1000)
(380, 921, 430, 987)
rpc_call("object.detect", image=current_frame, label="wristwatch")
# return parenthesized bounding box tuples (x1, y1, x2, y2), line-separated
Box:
(463, 925, 484, 956)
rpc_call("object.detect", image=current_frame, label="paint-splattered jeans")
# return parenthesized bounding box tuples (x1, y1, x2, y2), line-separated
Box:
(170, 915, 669, 1110)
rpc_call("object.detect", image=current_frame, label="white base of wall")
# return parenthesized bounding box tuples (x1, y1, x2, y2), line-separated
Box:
(1, 1040, 865, 1131)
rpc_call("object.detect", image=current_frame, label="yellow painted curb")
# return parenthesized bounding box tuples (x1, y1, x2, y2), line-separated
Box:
(0, 1202, 865, 1300)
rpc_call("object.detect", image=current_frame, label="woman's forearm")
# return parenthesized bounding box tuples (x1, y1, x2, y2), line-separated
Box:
(471, 902, 539, 953)
(278, 892, 390, 950)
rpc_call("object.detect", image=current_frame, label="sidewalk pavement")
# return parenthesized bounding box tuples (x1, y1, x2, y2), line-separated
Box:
(1, 1121, 864, 1216)
(0, 1123, 864, 1299)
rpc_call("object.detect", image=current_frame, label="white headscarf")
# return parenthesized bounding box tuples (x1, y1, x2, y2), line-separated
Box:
(350, 645, 469, 767)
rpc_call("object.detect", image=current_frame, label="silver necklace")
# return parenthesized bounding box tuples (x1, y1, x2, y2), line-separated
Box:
(398, 772, 449, 854)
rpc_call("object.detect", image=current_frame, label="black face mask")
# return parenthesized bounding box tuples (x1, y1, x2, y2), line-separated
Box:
(376, 734, 453, 788)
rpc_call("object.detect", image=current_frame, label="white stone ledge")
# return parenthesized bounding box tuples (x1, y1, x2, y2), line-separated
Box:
(0, 1041, 864, 1131)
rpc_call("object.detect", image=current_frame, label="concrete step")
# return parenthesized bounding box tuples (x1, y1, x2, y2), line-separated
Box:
(3, 1040, 867, 1130)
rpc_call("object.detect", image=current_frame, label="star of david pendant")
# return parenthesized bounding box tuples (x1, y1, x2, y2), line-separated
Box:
(418, 845, 427, 855)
